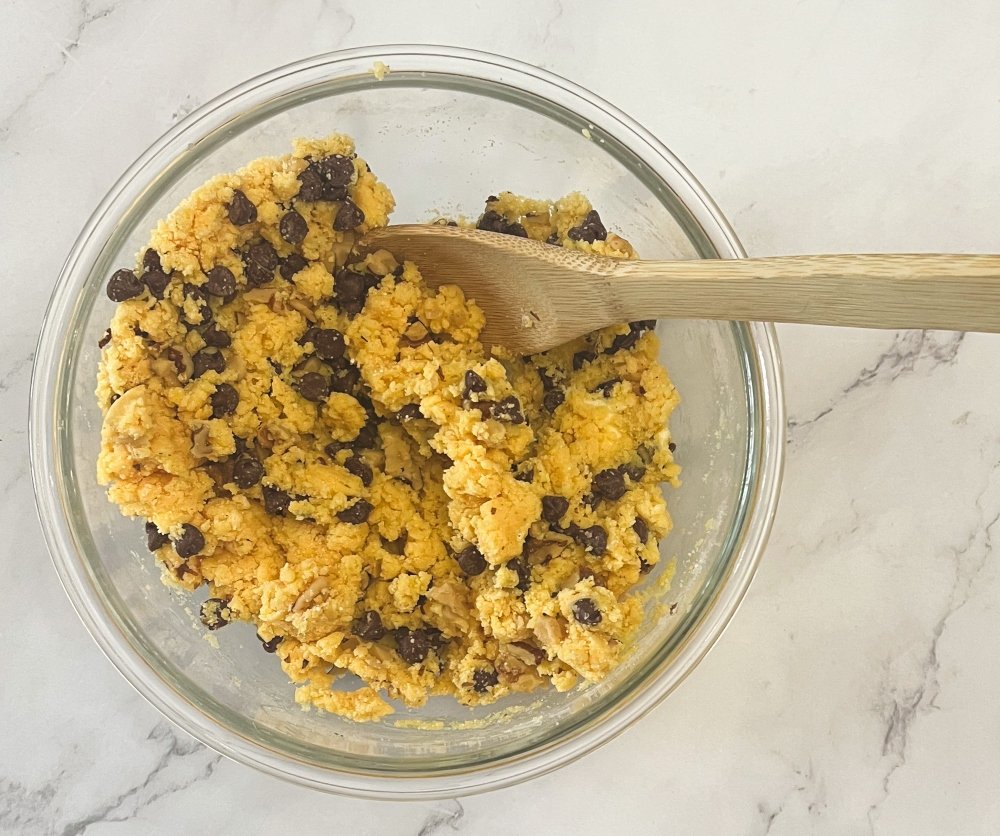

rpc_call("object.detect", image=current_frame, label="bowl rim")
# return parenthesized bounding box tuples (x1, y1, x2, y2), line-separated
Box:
(29, 44, 785, 799)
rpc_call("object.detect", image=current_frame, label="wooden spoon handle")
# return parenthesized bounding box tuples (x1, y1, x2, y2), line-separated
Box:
(612, 254, 1000, 332)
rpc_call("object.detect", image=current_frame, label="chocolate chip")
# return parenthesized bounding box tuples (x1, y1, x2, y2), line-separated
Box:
(466, 398, 496, 418)
(622, 463, 646, 483)
(344, 455, 373, 487)
(340, 298, 365, 318)
(567, 210, 608, 244)
(354, 422, 379, 449)
(232, 457, 264, 489)
(145, 521, 170, 551)
(464, 370, 487, 395)
(456, 545, 487, 576)
(204, 266, 237, 297)
(507, 557, 531, 592)
(396, 403, 422, 422)
(278, 209, 309, 244)
(572, 350, 596, 370)
(477, 210, 528, 237)
(513, 466, 534, 483)
(173, 524, 205, 558)
(329, 365, 360, 394)
(593, 468, 626, 501)
(338, 499, 373, 524)
(334, 268, 366, 303)
(143, 269, 171, 299)
(313, 155, 355, 188)
(333, 199, 365, 231)
(472, 668, 499, 693)
(312, 328, 345, 361)
(545, 232, 560, 245)
(98, 329, 112, 349)
(199, 598, 231, 630)
(607, 320, 656, 353)
(262, 485, 291, 516)
(202, 460, 233, 494)
(192, 349, 225, 378)
(575, 525, 608, 557)
(668, 441, 677, 453)
(107, 268, 144, 302)
(572, 597, 602, 626)
(395, 628, 431, 664)
(639, 558, 654, 575)
(279, 253, 309, 280)
(267, 358, 283, 375)
(491, 395, 525, 424)
(243, 240, 279, 287)
(296, 166, 326, 201)
(258, 633, 282, 653)
(542, 389, 565, 412)
(633, 517, 650, 542)
(143, 248, 162, 273)
(476, 209, 505, 233)
(593, 378, 620, 397)
(249, 240, 280, 270)
(353, 610, 385, 641)
(181, 285, 213, 327)
(210, 383, 239, 418)
(582, 492, 601, 510)
(201, 323, 231, 348)
(296, 372, 330, 402)
(228, 189, 257, 225)
(541, 495, 569, 523)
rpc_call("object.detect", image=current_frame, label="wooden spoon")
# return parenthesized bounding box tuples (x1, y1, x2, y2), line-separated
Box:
(364, 224, 1000, 354)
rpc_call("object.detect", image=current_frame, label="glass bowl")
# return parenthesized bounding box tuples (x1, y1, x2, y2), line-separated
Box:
(29, 46, 784, 798)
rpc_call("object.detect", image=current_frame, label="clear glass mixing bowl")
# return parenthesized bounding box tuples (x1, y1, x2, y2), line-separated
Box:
(29, 46, 784, 798)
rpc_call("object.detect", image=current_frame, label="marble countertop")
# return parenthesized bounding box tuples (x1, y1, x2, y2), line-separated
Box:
(4, 1, 1000, 833)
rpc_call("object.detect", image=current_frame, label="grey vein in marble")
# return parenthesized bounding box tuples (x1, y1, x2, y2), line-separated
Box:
(1, 0, 117, 140)
(787, 329, 965, 440)
(415, 799, 465, 836)
(0, 723, 220, 836)
(867, 467, 1000, 829)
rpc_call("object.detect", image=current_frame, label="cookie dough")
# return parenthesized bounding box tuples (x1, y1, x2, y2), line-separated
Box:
(96, 134, 681, 722)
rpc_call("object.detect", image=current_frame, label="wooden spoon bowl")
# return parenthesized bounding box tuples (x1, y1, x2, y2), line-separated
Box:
(366, 224, 1000, 354)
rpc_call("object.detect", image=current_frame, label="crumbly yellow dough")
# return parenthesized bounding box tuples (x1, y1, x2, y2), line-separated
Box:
(96, 134, 680, 722)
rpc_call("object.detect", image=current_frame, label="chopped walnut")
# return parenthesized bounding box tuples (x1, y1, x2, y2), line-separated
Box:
(382, 429, 423, 490)
(190, 421, 214, 459)
(424, 579, 473, 633)
(533, 614, 565, 648)
(288, 297, 318, 323)
(366, 248, 398, 276)
(506, 642, 544, 667)
(292, 576, 330, 612)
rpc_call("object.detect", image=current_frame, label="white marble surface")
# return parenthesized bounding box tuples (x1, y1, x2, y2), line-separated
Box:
(4, 1, 1000, 833)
